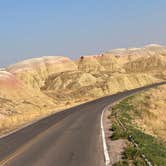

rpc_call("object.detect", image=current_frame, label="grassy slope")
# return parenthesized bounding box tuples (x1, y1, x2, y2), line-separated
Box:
(109, 96, 166, 166)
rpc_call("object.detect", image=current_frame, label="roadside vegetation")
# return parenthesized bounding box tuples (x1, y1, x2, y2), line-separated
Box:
(109, 96, 166, 166)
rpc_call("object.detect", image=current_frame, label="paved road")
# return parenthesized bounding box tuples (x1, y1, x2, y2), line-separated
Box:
(0, 82, 165, 166)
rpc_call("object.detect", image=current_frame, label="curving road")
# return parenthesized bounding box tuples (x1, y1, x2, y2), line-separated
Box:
(0, 82, 165, 166)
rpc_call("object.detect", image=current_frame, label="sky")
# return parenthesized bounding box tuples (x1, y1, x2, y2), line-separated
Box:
(0, 0, 166, 67)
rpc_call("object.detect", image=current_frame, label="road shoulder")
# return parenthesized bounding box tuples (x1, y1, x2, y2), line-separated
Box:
(103, 109, 127, 165)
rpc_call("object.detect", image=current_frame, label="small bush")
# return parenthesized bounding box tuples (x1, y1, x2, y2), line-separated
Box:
(113, 160, 129, 166)
(134, 159, 146, 166)
(123, 146, 141, 160)
(110, 123, 128, 140)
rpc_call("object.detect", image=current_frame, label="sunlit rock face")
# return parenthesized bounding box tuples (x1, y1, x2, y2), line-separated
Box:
(96, 54, 121, 72)
(124, 55, 166, 72)
(0, 70, 27, 100)
(0, 71, 22, 89)
(42, 71, 97, 91)
(76, 45, 166, 75)
(0, 70, 55, 108)
(43, 72, 159, 103)
(7, 56, 77, 89)
(106, 44, 166, 57)
(77, 55, 105, 73)
(77, 54, 121, 73)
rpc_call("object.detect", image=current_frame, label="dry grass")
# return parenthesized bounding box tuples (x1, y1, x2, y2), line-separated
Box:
(131, 85, 166, 141)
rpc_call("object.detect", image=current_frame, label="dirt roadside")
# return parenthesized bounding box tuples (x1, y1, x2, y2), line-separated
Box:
(103, 109, 127, 165)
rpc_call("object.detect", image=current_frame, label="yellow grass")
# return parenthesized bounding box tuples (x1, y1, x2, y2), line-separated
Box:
(131, 85, 166, 141)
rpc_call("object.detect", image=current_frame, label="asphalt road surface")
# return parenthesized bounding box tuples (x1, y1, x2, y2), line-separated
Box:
(0, 82, 165, 166)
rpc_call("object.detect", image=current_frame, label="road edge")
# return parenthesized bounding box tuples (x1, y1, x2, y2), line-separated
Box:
(101, 106, 110, 166)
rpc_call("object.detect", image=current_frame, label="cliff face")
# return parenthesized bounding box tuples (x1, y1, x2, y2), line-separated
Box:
(0, 44, 165, 135)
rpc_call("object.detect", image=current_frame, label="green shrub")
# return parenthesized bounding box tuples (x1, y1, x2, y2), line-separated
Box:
(110, 123, 128, 140)
(123, 146, 141, 160)
(113, 160, 129, 166)
(134, 159, 146, 166)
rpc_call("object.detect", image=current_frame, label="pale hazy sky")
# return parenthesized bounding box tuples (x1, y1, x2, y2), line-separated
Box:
(0, 0, 166, 67)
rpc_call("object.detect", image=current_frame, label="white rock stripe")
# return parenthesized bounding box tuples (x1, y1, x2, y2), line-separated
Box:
(101, 108, 110, 166)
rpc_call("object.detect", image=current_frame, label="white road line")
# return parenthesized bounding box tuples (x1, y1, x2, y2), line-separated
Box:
(101, 107, 110, 166)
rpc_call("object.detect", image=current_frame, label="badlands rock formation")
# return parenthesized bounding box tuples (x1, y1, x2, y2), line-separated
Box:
(0, 44, 165, 134)
(7, 56, 77, 89)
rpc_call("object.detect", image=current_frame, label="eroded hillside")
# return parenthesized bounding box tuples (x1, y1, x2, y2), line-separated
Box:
(0, 44, 165, 135)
